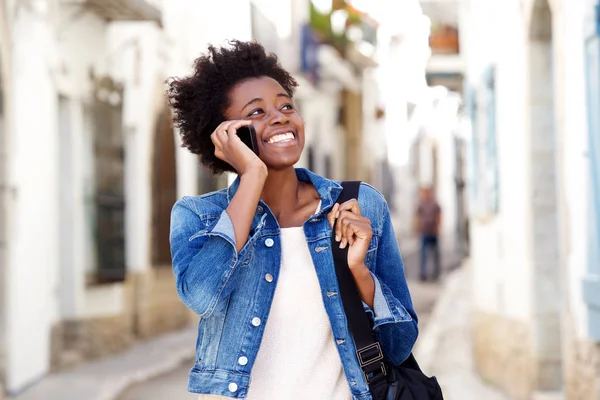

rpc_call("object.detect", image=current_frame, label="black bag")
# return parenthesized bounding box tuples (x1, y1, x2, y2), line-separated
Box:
(332, 181, 444, 400)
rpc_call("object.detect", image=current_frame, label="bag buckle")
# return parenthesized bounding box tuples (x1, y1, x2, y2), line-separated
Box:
(357, 343, 387, 384)
(363, 361, 387, 384)
(356, 342, 384, 367)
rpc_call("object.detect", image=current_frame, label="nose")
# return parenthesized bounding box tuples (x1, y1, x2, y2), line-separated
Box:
(269, 109, 289, 126)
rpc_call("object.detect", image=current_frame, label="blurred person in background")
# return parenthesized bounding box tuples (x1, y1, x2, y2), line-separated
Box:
(167, 40, 418, 399)
(414, 187, 441, 282)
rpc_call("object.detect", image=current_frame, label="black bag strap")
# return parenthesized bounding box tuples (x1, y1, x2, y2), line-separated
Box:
(332, 181, 388, 390)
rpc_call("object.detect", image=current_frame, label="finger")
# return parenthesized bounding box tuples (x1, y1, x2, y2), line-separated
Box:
(220, 128, 229, 141)
(341, 221, 369, 249)
(337, 211, 363, 238)
(328, 203, 340, 231)
(217, 121, 235, 134)
(345, 224, 356, 246)
(211, 131, 224, 151)
(216, 120, 248, 141)
(214, 148, 226, 161)
(225, 119, 252, 137)
(213, 125, 230, 144)
(336, 213, 349, 244)
(338, 215, 355, 248)
(350, 220, 373, 243)
(337, 198, 362, 216)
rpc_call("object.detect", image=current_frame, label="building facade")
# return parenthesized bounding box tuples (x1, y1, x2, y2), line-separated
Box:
(464, 0, 600, 398)
(0, 0, 196, 395)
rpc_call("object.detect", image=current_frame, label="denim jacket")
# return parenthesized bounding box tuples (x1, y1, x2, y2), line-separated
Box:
(170, 168, 418, 399)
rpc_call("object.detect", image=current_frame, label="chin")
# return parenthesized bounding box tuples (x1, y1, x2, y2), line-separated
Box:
(264, 156, 302, 171)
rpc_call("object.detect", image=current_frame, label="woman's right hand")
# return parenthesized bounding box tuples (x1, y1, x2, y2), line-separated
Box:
(211, 120, 266, 176)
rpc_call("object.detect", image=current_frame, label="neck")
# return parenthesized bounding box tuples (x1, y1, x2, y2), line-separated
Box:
(261, 167, 301, 215)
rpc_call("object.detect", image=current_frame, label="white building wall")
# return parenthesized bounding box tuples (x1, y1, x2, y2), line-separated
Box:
(467, 0, 599, 392)
(54, 4, 109, 320)
(6, 1, 57, 392)
(0, 0, 10, 385)
(298, 83, 344, 179)
(560, 0, 595, 340)
(435, 103, 458, 243)
(465, 0, 533, 320)
(162, 0, 253, 193)
(361, 68, 386, 189)
(466, 0, 594, 343)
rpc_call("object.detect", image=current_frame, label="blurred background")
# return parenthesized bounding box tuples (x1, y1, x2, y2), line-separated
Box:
(0, 0, 599, 399)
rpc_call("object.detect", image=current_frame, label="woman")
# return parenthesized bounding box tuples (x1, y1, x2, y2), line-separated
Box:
(168, 40, 418, 400)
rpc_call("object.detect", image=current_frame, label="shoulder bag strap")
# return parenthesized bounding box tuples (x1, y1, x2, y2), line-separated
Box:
(332, 181, 388, 390)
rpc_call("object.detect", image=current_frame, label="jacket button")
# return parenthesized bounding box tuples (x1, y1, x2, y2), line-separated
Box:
(265, 238, 274, 247)
(238, 356, 248, 366)
(265, 273, 273, 283)
(228, 382, 238, 392)
(252, 317, 261, 327)
(257, 206, 263, 214)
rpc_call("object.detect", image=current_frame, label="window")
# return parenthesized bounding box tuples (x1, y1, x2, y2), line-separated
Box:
(92, 77, 126, 283)
(466, 65, 500, 218)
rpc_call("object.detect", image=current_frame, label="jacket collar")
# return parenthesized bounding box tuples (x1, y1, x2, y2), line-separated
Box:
(226, 168, 343, 214)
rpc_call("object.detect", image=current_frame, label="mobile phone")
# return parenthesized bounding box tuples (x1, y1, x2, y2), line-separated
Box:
(236, 125, 260, 156)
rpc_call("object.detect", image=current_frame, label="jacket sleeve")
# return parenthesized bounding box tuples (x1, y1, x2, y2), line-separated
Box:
(169, 197, 253, 317)
(362, 193, 419, 365)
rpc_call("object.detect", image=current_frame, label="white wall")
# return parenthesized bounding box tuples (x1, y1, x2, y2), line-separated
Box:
(298, 84, 344, 179)
(6, 1, 57, 392)
(0, 0, 12, 381)
(560, 0, 595, 340)
(162, 0, 253, 196)
(467, 0, 595, 349)
(362, 68, 386, 188)
(54, 4, 109, 319)
(465, 0, 533, 320)
(435, 104, 458, 242)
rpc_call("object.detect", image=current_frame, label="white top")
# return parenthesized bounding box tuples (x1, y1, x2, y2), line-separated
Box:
(199, 203, 352, 400)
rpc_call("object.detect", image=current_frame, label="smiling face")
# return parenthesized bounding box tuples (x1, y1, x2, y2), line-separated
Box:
(223, 76, 305, 171)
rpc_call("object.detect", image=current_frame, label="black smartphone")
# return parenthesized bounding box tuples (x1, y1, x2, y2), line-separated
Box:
(236, 125, 260, 156)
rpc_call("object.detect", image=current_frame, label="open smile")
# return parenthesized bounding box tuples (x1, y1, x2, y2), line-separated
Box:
(264, 130, 297, 147)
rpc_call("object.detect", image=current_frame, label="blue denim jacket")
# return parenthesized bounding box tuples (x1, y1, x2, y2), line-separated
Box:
(170, 168, 418, 399)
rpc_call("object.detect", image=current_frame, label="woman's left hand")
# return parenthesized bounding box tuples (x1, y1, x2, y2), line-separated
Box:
(327, 199, 373, 271)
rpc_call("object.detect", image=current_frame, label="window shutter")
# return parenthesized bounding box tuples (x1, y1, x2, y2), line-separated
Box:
(583, 4, 600, 341)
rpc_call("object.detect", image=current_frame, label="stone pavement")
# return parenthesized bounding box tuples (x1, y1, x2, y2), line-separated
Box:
(414, 262, 511, 400)
(10, 328, 197, 400)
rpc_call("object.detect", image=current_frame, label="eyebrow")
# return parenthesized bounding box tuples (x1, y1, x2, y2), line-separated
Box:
(241, 93, 292, 112)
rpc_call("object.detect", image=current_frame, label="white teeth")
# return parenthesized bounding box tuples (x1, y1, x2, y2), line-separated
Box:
(267, 132, 294, 144)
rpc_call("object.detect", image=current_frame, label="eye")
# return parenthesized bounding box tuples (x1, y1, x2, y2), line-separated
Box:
(247, 108, 264, 117)
(281, 104, 294, 111)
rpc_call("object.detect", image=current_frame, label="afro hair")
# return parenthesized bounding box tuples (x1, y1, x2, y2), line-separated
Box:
(166, 40, 298, 174)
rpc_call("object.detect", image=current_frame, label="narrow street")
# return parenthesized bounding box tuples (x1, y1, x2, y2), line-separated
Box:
(118, 238, 463, 400)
